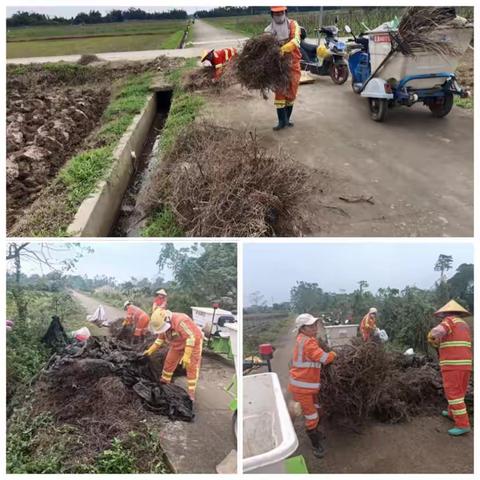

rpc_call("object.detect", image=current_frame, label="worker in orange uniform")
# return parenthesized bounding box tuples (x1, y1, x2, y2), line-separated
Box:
(265, 6, 302, 130)
(360, 307, 378, 341)
(152, 289, 168, 313)
(288, 313, 336, 458)
(428, 300, 472, 436)
(122, 301, 150, 342)
(200, 47, 238, 80)
(143, 309, 203, 402)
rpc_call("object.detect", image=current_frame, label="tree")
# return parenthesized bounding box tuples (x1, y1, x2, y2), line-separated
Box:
(434, 254, 453, 282)
(249, 291, 266, 307)
(447, 263, 474, 311)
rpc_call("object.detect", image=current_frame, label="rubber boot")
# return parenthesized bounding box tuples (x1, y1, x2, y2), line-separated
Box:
(273, 108, 287, 131)
(286, 105, 294, 127)
(306, 429, 325, 458)
(441, 410, 453, 420)
(448, 426, 471, 436)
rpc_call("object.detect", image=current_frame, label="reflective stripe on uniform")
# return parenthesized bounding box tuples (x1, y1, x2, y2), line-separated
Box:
(304, 411, 318, 420)
(292, 337, 322, 368)
(154, 338, 163, 346)
(448, 397, 464, 405)
(314, 404, 320, 409)
(439, 341, 472, 348)
(319, 352, 329, 364)
(439, 359, 472, 366)
(215, 63, 224, 69)
(162, 370, 174, 378)
(452, 408, 467, 416)
(290, 378, 320, 389)
(452, 319, 466, 324)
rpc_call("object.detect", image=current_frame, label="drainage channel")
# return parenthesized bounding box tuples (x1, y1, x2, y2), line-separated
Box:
(110, 89, 172, 237)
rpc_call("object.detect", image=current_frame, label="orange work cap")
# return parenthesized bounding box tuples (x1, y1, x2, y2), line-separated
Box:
(271, 6, 287, 12)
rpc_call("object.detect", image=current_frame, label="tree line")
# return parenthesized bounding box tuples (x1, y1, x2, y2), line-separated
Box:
(194, 6, 334, 18)
(7, 8, 187, 28)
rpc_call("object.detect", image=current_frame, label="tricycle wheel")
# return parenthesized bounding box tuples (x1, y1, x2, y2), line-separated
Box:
(330, 63, 349, 85)
(428, 92, 453, 118)
(232, 410, 237, 441)
(369, 98, 388, 122)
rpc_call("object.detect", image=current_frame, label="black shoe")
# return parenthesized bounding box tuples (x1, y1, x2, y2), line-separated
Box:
(306, 429, 325, 458)
(286, 105, 294, 127)
(273, 107, 287, 131)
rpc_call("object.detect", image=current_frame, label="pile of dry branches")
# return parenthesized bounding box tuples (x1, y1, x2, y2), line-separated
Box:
(182, 59, 239, 92)
(236, 34, 292, 96)
(394, 7, 461, 56)
(139, 123, 309, 236)
(319, 340, 447, 430)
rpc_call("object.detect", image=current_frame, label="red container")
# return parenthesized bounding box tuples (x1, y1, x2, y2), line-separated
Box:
(259, 343, 274, 357)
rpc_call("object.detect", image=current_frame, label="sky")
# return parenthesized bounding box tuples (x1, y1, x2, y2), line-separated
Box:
(243, 242, 473, 305)
(16, 241, 197, 283)
(6, 6, 202, 17)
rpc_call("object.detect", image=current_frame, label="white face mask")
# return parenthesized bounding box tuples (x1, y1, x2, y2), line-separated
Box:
(273, 13, 286, 24)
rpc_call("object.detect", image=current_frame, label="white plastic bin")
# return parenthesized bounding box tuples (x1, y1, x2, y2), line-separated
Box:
(243, 372, 298, 473)
(223, 322, 238, 371)
(325, 324, 359, 347)
(368, 20, 473, 88)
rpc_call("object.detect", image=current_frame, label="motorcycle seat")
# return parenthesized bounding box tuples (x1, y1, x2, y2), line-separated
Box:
(300, 41, 317, 56)
(320, 25, 339, 36)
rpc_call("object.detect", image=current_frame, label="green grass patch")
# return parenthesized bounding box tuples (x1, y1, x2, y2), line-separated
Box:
(454, 96, 473, 109)
(160, 29, 185, 49)
(141, 207, 184, 237)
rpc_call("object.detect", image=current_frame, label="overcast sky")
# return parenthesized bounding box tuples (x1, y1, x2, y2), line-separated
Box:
(6, 6, 202, 17)
(243, 242, 473, 305)
(15, 241, 198, 283)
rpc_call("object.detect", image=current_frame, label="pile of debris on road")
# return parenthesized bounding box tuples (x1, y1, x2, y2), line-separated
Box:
(182, 59, 238, 92)
(319, 340, 473, 431)
(137, 122, 309, 236)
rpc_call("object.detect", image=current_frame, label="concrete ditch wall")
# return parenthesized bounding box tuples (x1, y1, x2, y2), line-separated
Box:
(67, 92, 163, 237)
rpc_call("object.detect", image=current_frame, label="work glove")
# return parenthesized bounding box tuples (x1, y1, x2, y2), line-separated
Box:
(279, 47, 285, 56)
(143, 339, 163, 356)
(122, 318, 129, 327)
(325, 351, 337, 365)
(427, 331, 440, 348)
(181, 346, 193, 369)
(281, 41, 296, 55)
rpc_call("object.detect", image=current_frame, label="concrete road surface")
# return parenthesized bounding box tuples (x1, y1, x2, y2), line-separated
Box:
(205, 81, 473, 236)
(71, 291, 236, 473)
(262, 320, 473, 473)
(7, 19, 247, 65)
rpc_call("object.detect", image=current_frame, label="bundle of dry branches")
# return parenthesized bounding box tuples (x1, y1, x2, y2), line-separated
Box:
(236, 34, 292, 97)
(394, 7, 461, 56)
(138, 123, 308, 237)
(182, 59, 239, 92)
(319, 340, 448, 430)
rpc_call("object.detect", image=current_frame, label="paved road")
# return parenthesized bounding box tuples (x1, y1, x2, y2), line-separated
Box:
(7, 19, 247, 65)
(205, 80, 473, 236)
(71, 290, 236, 473)
(261, 320, 473, 473)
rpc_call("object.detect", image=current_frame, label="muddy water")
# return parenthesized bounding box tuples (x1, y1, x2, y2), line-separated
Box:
(111, 100, 170, 237)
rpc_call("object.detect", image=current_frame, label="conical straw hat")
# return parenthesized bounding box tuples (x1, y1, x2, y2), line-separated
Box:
(434, 299, 470, 316)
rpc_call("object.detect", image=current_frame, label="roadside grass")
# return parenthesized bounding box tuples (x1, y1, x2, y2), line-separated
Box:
(140, 58, 204, 237)
(160, 29, 185, 49)
(454, 96, 473, 109)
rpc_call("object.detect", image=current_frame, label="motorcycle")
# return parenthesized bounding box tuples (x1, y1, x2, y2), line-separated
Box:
(299, 25, 349, 85)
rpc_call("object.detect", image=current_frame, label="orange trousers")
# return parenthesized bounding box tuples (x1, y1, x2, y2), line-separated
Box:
(274, 63, 301, 108)
(292, 390, 320, 431)
(133, 314, 150, 337)
(443, 369, 471, 428)
(161, 341, 203, 400)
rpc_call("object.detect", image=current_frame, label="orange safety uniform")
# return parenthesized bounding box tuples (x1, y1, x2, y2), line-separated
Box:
(274, 19, 302, 109)
(155, 312, 203, 399)
(152, 295, 168, 313)
(432, 315, 472, 428)
(210, 48, 238, 79)
(288, 333, 336, 430)
(360, 313, 377, 341)
(125, 305, 150, 337)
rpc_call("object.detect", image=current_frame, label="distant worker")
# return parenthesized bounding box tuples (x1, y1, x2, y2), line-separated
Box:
(152, 289, 168, 313)
(428, 300, 472, 436)
(264, 6, 301, 130)
(288, 313, 336, 458)
(200, 47, 238, 80)
(360, 307, 378, 341)
(144, 309, 203, 402)
(123, 301, 150, 340)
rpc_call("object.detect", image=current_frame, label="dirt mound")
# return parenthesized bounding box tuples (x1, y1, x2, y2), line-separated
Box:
(43, 336, 193, 421)
(456, 48, 474, 92)
(319, 340, 471, 431)
(77, 54, 100, 65)
(6, 83, 109, 230)
(182, 60, 238, 92)
(137, 123, 309, 236)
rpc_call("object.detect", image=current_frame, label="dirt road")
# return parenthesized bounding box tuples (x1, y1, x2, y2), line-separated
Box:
(266, 319, 473, 473)
(71, 291, 236, 473)
(205, 80, 473, 236)
(190, 18, 247, 45)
